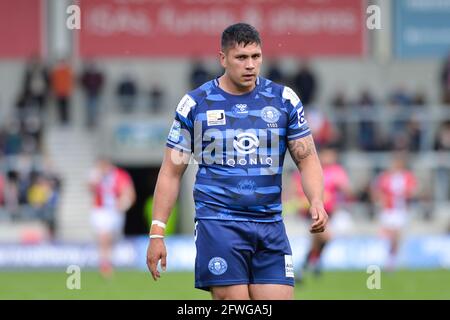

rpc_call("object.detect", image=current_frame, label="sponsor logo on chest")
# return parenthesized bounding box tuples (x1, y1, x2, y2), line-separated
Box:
(206, 110, 226, 126)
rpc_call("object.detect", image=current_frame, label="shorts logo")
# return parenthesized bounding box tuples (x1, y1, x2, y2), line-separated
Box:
(207, 110, 226, 126)
(168, 120, 181, 143)
(237, 179, 257, 195)
(261, 106, 280, 123)
(208, 257, 228, 275)
(233, 132, 259, 154)
(232, 104, 249, 118)
(285, 255, 294, 278)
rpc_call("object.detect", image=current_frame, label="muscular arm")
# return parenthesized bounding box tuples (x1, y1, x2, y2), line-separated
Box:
(288, 135, 328, 233)
(151, 147, 190, 228)
(288, 135, 323, 206)
(147, 147, 190, 280)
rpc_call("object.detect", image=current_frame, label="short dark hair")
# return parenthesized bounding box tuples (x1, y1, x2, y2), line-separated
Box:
(221, 23, 261, 52)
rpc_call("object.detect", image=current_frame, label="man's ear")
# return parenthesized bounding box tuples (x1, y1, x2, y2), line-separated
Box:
(219, 51, 226, 69)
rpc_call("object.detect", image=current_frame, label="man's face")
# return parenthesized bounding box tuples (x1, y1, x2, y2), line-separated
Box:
(220, 42, 262, 90)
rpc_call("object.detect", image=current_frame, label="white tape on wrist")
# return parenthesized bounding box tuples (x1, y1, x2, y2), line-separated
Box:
(151, 220, 166, 229)
(149, 234, 164, 239)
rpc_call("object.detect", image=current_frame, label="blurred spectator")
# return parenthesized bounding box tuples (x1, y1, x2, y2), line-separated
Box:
(80, 61, 104, 129)
(265, 60, 285, 84)
(4, 171, 20, 220)
(306, 106, 338, 148)
(190, 60, 210, 90)
(15, 91, 34, 116)
(51, 59, 74, 125)
(22, 56, 50, 114)
(21, 112, 43, 153)
(405, 117, 422, 152)
(389, 86, 413, 107)
(330, 90, 350, 149)
(116, 75, 138, 113)
(3, 121, 22, 156)
(292, 61, 317, 106)
(0, 129, 3, 155)
(27, 174, 57, 236)
(356, 90, 380, 151)
(149, 83, 164, 114)
(0, 173, 4, 206)
(0, 159, 61, 232)
(388, 86, 415, 151)
(412, 91, 426, 106)
(440, 53, 450, 104)
(331, 90, 348, 111)
(434, 120, 450, 151)
(27, 174, 51, 210)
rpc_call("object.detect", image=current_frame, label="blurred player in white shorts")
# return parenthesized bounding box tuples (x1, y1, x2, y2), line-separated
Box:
(371, 152, 417, 271)
(89, 157, 136, 278)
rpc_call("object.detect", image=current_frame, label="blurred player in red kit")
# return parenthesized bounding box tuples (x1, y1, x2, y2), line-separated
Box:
(290, 146, 352, 280)
(371, 152, 417, 271)
(88, 157, 136, 278)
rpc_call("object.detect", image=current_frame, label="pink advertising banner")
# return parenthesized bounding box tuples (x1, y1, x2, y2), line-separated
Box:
(78, 0, 365, 58)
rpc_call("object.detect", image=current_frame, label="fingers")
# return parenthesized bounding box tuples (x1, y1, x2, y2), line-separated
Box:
(309, 207, 328, 234)
(311, 208, 318, 221)
(310, 226, 325, 233)
(146, 256, 160, 281)
(160, 253, 167, 272)
(146, 242, 167, 281)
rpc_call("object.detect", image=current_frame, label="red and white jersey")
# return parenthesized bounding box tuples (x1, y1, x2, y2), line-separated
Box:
(90, 167, 132, 211)
(376, 170, 417, 211)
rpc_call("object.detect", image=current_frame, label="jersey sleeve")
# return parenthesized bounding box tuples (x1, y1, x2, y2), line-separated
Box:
(283, 86, 311, 141)
(165, 94, 196, 153)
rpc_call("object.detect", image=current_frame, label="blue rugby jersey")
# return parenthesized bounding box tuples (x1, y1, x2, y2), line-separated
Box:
(166, 76, 311, 222)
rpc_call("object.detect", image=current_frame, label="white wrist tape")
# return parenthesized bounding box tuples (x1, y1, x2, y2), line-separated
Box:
(149, 234, 164, 239)
(151, 220, 166, 229)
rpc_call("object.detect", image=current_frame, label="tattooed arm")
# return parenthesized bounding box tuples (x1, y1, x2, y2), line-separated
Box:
(288, 135, 328, 233)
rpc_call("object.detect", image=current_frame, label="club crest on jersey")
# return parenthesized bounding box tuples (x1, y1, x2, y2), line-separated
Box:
(261, 106, 280, 123)
(237, 179, 257, 195)
(208, 257, 228, 275)
(232, 104, 249, 118)
(207, 110, 226, 126)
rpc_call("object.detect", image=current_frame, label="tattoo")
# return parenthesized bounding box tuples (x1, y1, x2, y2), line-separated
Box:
(288, 135, 316, 168)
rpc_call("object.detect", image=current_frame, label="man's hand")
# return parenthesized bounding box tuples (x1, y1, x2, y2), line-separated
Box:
(146, 239, 167, 281)
(309, 203, 328, 233)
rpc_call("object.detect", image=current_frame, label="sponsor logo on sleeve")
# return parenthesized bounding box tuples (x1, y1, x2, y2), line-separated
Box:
(176, 94, 196, 118)
(168, 120, 181, 143)
(282, 86, 300, 107)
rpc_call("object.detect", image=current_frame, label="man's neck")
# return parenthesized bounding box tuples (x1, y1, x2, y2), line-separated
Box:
(218, 74, 255, 95)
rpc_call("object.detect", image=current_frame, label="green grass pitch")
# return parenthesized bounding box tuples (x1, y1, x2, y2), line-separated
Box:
(0, 269, 449, 300)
